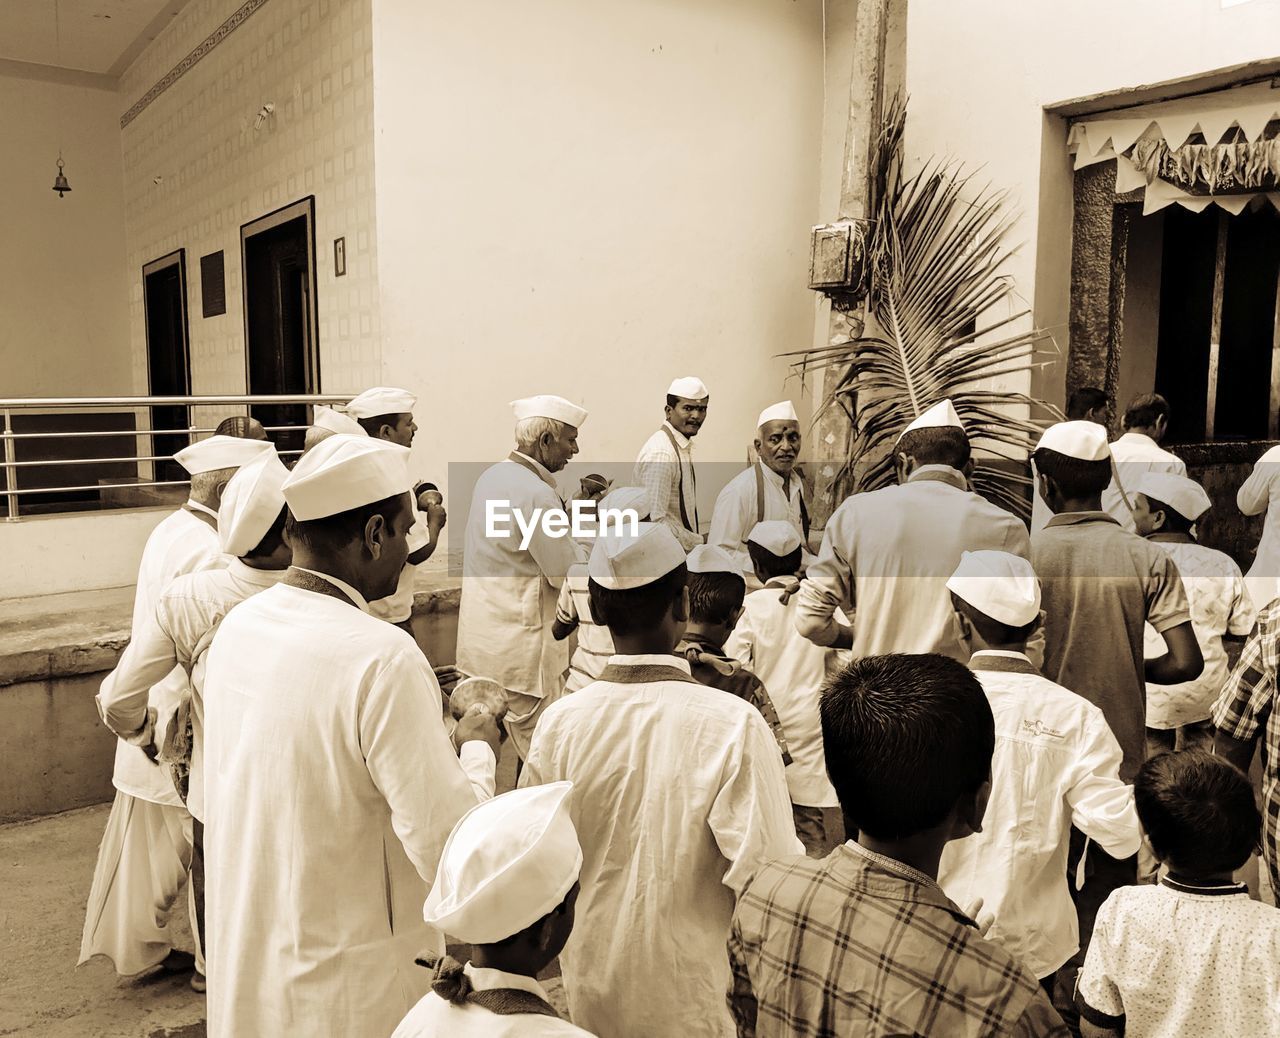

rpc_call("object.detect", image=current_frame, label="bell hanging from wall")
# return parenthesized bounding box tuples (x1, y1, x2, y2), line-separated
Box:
(52, 156, 71, 198)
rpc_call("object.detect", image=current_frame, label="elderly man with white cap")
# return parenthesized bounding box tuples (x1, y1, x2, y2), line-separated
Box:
(392, 782, 594, 1036)
(521, 522, 800, 1038)
(937, 549, 1139, 991)
(457, 394, 589, 761)
(634, 376, 709, 550)
(79, 432, 273, 985)
(796, 398, 1031, 660)
(709, 400, 813, 586)
(200, 434, 502, 1038)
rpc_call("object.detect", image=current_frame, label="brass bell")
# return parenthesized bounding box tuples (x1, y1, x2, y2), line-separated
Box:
(52, 157, 71, 198)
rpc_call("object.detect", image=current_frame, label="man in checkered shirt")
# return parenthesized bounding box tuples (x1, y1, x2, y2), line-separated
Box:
(728, 653, 1067, 1037)
(1213, 599, 1280, 906)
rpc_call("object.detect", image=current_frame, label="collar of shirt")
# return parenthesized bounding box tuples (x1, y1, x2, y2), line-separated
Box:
(226, 557, 288, 588)
(662, 420, 693, 452)
(969, 649, 1038, 674)
(841, 841, 972, 926)
(185, 499, 219, 520)
(292, 566, 371, 612)
(462, 962, 554, 1001)
(510, 450, 557, 485)
(1116, 431, 1159, 449)
(676, 634, 728, 657)
(1159, 875, 1251, 898)
(607, 652, 692, 674)
(759, 460, 798, 497)
(906, 465, 968, 491)
(1044, 510, 1121, 529)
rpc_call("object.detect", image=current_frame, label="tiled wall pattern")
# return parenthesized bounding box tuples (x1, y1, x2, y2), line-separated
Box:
(119, 0, 380, 411)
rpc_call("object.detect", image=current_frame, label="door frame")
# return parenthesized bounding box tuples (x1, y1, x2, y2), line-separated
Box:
(239, 195, 321, 394)
(142, 248, 192, 398)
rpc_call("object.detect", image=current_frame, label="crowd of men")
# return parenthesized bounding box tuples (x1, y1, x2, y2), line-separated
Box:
(76, 380, 1280, 1037)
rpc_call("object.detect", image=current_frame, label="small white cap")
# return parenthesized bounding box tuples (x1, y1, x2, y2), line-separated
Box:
(423, 782, 582, 945)
(282, 434, 413, 521)
(598, 486, 649, 517)
(1135, 471, 1211, 521)
(510, 395, 589, 428)
(1034, 420, 1111, 461)
(686, 544, 742, 576)
(946, 550, 1041, 627)
(587, 522, 686, 590)
(174, 435, 274, 475)
(312, 405, 366, 436)
(757, 401, 799, 428)
(897, 399, 965, 442)
(667, 376, 709, 400)
(345, 387, 417, 419)
(218, 450, 289, 556)
(747, 520, 803, 557)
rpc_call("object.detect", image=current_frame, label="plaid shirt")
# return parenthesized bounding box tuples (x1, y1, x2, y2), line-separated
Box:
(1212, 599, 1280, 895)
(728, 842, 1068, 1038)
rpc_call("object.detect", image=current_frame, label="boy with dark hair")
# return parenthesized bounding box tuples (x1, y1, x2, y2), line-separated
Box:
(1067, 386, 1108, 424)
(1076, 751, 1280, 1038)
(727, 522, 847, 857)
(729, 652, 1067, 1037)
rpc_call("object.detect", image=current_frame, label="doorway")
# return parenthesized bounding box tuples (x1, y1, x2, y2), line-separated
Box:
(241, 197, 319, 453)
(142, 250, 191, 483)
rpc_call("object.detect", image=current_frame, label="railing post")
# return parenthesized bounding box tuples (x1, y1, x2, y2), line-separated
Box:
(3, 407, 17, 521)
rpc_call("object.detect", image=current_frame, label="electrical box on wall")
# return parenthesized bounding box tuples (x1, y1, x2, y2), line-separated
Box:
(808, 219, 873, 301)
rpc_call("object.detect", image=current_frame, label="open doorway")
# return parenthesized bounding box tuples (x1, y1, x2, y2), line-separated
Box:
(143, 249, 191, 483)
(241, 197, 319, 453)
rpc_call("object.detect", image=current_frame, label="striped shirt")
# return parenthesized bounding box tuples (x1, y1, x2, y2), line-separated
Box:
(555, 565, 615, 693)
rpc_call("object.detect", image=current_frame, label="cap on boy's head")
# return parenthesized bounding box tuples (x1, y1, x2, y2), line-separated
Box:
(174, 434, 274, 475)
(598, 486, 648, 517)
(1034, 420, 1110, 461)
(580, 473, 611, 496)
(686, 544, 741, 576)
(946, 550, 1041, 628)
(1135, 472, 1211, 522)
(218, 450, 288, 556)
(313, 405, 365, 436)
(667, 376, 709, 400)
(510, 395, 589, 428)
(896, 399, 964, 443)
(757, 400, 798, 429)
(345, 387, 417, 419)
(282, 434, 412, 521)
(587, 522, 686, 590)
(423, 782, 582, 945)
(748, 520, 802, 558)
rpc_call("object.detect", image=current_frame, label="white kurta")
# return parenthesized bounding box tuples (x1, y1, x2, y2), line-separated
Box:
(392, 963, 595, 1037)
(1102, 431, 1186, 531)
(937, 652, 1139, 980)
(708, 462, 812, 585)
(457, 456, 585, 699)
(202, 579, 496, 1038)
(634, 422, 703, 550)
(520, 654, 802, 1038)
(1239, 443, 1280, 610)
(795, 468, 1031, 659)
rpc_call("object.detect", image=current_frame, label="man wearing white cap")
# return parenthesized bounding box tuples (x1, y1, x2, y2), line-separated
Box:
(90, 450, 293, 991)
(1102, 393, 1186, 532)
(796, 398, 1031, 660)
(457, 395, 589, 760)
(634, 376, 709, 550)
(305, 403, 365, 450)
(78, 432, 273, 984)
(938, 549, 1139, 989)
(709, 400, 813, 586)
(200, 434, 502, 1038)
(393, 782, 594, 1036)
(521, 523, 800, 1038)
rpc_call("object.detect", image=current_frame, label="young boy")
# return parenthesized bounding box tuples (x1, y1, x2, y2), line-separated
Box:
(726, 521, 846, 857)
(1076, 750, 1280, 1038)
(394, 781, 594, 1036)
(938, 549, 1140, 988)
(729, 652, 1067, 1036)
(1132, 471, 1256, 755)
(675, 544, 792, 767)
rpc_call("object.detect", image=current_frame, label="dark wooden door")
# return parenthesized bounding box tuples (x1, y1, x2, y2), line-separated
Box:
(143, 251, 191, 482)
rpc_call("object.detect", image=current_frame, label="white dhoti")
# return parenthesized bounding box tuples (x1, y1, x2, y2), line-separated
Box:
(79, 791, 193, 977)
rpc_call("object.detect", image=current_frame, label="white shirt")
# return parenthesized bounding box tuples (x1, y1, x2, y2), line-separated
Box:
(520, 654, 802, 1038)
(112, 505, 228, 807)
(1238, 443, 1280, 610)
(725, 580, 845, 807)
(1103, 431, 1186, 531)
(392, 963, 595, 1037)
(708, 462, 812, 586)
(555, 564, 614, 693)
(795, 469, 1031, 658)
(370, 495, 431, 623)
(457, 457, 585, 700)
(1078, 879, 1280, 1038)
(1142, 540, 1256, 728)
(201, 580, 496, 1038)
(635, 421, 702, 550)
(937, 651, 1140, 979)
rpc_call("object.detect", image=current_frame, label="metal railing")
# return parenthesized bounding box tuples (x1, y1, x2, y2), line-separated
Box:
(0, 394, 353, 521)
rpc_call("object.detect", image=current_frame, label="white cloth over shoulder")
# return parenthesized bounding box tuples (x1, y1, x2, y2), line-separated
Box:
(709, 462, 811, 585)
(392, 964, 595, 1037)
(1239, 443, 1280, 610)
(1103, 432, 1186, 531)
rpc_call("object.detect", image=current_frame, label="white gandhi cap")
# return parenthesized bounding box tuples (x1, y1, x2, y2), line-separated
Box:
(510, 395, 589, 428)
(667, 376, 709, 400)
(344, 387, 417, 419)
(312, 405, 366, 436)
(587, 522, 686, 590)
(174, 434, 274, 475)
(748, 520, 803, 557)
(423, 781, 582, 945)
(757, 400, 799, 428)
(1135, 471, 1211, 521)
(946, 550, 1041, 627)
(282, 433, 413, 521)
(1034, 420, 1111, 461)
(896, 399, 965, 443)
(218, 450, 289, 556)
(686, 544, 742, 576)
